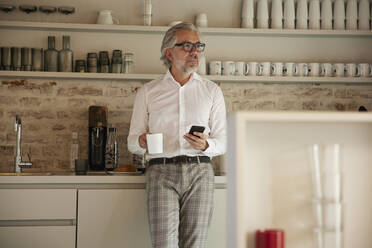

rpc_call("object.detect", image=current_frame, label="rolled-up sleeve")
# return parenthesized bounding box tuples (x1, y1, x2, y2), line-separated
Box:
(127, 86, 148, 155)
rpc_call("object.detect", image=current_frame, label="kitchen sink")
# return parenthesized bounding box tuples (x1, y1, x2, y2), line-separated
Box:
(0, 172, 53, 176)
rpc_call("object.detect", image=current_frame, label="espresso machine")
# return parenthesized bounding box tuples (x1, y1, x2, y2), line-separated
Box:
(88, 106, 108, 170)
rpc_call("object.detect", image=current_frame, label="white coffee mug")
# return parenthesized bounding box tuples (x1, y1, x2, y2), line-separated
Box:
(235, 61, 249, 76)
(308, 63, 321, 76)
(197, 56, 206, 75)
(195, 13, 208, 28)
(345, 63, 359, 77)
(209, 61, 222, 75)
(295, 63, 309, 76)
(321, 0, 333, 29)
(146, 133, 163, 154)
(96, 10, 119, 25)
(271, 62, 284, 76)
(359, 63, 372, 77)
(247, 62, 260, 76)
(258, 62, 271, 76)
(321, 63, 334, 77)
(333, 63, 345, 77)
(222, 61, 236, 76)
(283, 62, 297, 76)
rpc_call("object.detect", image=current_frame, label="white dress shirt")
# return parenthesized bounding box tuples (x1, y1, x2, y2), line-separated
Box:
(127, 70, 227, 159)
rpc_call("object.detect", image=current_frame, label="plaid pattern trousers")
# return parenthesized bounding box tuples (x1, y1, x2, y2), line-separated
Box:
(146, 161, 215, 248)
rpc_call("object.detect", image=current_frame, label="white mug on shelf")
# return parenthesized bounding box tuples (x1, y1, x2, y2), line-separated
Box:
(321, 63, 334, 77)
(257, 0, 269, 28)
(334, 0, 346, 30)
(96, 10, 119, 25)
(247, 62, 260, 76)
(345, 63, 359, 77)
(359, 63, 372, 77)
(295, 63, 309, 76)
(197, 56, 206, 75)
(283, 62, 297, 76)
(309, 0, 321, 29)
(358, 0, 371, 30)
(346, 0, 358, 30)
(222, 61, 236, 76)
(258, 62, 271, 76)
(241, 0, 255, 28)
(209, 61, 222, 75)
(321, 0, 333, 29)
(333, 63, 346, 77)
(296, 0, 308, 29)
(271, 0, 283, 29)
(235, 61, 249, 76)
(195, 13, 208, 28)
(271, 62, 284, 76)
(283, 0, 296, 29)
(308, 62, 321, 76)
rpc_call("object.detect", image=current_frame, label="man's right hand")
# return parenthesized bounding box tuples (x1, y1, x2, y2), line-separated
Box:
(138, 133, 149, 149)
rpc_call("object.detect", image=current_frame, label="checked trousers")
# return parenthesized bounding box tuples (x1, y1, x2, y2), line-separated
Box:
(146, 161, 215, 248)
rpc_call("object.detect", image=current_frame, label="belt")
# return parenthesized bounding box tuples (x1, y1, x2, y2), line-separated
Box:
(148, 155, 210, 166)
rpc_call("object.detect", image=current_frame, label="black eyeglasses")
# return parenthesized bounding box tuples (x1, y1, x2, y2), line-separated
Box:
(174, 42, 206, 52)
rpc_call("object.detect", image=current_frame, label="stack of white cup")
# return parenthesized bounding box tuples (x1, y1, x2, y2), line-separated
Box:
(309, 144, 343, 248)
(239, 0, 371, 30)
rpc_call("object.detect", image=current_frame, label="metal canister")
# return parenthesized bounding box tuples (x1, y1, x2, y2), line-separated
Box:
(1, 47, 11, 70)
(98, 51, 110, 73)
(21, 47, 32, 71)
(32, 48, 44, 71)
(123, 52, 134, 73)
(11, 47, 22, 71)
(87, 53, 98, 73)
(111, 49, 122, 73)
(75, 59, 86, 72)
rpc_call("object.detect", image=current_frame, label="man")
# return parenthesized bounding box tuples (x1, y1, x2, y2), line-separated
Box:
(127, 22, 226, 248)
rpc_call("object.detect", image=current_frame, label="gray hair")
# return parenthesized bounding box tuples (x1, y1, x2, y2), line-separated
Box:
(160, 22, 200, 68)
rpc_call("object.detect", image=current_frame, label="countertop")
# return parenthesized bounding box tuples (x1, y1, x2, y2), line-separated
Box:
(0, 173, 226, 189)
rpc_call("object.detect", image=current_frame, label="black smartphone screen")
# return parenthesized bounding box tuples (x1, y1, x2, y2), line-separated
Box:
(188, 125, 205, 137)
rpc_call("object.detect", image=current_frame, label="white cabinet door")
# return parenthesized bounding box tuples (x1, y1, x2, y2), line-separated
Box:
(0, 226, 76, 248)
(208, 189, 226, 248)
(77, 188, 226, 248)
(77, 189, 152, 248)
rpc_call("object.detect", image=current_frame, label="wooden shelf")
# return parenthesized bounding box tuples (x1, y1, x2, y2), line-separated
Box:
(1, 21, 372, 38)
(1, 71, 372, 84)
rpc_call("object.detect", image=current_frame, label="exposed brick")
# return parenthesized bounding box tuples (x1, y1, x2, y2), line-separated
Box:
(347, 89, 372, 99)
(68, 98, 89, 108)
(19, 97, 42, 107)
(52, 124, 66, 131)
(255, 100, 275, 110)
(57, 87, 103, 97)
(2, 80, 56, 95)
(0, 96, 17, 105)
(0, 145, 14, 156)
(303, 100, 319, 110)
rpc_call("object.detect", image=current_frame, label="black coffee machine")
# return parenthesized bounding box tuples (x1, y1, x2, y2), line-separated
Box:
(88, 106, 108, 170)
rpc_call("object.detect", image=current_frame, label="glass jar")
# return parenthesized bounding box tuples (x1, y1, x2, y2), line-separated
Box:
(123, 52, 134, 73)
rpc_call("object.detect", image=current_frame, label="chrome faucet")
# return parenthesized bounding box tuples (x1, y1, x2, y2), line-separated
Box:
(14, 115, 32, 173)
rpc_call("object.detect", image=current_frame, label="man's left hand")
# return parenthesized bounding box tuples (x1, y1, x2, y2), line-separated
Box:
(183, 132, 209, 151)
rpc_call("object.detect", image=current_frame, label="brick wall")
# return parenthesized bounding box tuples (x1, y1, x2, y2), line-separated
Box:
(1, 78, 371, 173)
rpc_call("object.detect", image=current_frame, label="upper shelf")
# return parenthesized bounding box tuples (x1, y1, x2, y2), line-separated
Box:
(1, 71, 372, 84)
(1, 21, 372, 38)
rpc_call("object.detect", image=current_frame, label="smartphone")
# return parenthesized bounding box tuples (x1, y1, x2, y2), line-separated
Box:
(188, 125, 205, 137)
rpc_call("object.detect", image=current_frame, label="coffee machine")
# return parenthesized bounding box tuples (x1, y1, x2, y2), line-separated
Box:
(88, 106, 108, 170)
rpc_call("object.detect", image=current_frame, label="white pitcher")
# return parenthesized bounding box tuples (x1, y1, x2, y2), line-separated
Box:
(96, 10, 119, 25)
(309, 0, 320, 29)
(257, 0, 269, 28)
(283, 0, 296, 29)
(358, 0, 371, 30)
(334, 0, 345, 30)
(241, 0, 255, 28)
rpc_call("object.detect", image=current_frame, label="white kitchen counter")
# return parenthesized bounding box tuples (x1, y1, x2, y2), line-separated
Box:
(0, 175, 226, 189)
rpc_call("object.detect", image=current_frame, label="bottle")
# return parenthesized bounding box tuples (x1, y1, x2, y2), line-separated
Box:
(58, 35, 73, 72)
(44, 36, 58, 72)
(70, 132, 79, 172)
(105, 127, 118, 171)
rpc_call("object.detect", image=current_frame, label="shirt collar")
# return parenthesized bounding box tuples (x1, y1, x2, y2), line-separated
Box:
(164, 69, 202, 86)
